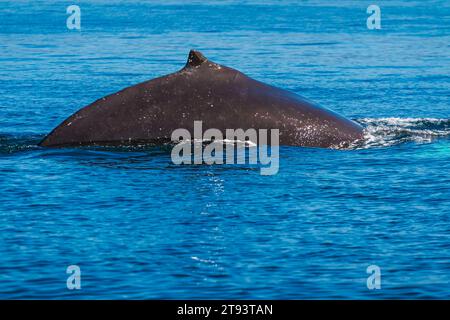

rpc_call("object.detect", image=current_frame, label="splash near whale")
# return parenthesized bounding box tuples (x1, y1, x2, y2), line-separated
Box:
(39, 50, 364, 148)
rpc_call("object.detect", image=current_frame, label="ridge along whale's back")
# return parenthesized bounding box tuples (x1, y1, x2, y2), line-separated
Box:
(39, 50, 364, 148)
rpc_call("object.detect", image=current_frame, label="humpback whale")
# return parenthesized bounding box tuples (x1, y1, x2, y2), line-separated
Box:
(39, 50, 363, 148)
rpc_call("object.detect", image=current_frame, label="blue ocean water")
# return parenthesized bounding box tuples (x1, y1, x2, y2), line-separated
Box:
(0, 0, 449, 299)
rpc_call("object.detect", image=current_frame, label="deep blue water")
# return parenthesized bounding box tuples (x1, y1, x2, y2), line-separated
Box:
(1, 0, 449, 299)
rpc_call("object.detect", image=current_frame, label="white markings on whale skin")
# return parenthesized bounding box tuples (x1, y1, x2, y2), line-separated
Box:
(208, 63, 222, 70)
(65, 114, 84, 128)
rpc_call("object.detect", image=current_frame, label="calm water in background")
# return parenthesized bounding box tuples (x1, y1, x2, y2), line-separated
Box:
(0, 0, 449, 299)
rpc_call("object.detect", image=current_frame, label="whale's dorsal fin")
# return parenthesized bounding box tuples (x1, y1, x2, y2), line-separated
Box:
(186, 50, 207, 67)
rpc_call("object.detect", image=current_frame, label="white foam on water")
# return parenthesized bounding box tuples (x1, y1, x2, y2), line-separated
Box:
(178, 138, 257, 147)
(354, 118, 450, 149)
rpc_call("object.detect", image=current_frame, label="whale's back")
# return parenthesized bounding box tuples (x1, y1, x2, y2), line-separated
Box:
(39, 50, 363, 148)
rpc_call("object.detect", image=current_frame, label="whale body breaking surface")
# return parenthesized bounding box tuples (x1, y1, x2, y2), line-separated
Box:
(39, 50, 364, 148)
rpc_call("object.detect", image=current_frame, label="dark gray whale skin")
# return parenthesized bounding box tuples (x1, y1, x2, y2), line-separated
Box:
(39, 50, 364, 148)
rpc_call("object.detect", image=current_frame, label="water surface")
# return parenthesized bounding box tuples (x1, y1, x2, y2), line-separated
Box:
(0, 0, 449, 299)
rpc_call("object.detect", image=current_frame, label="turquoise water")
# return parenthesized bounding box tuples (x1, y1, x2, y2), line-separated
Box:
(0, 1, 449, 299)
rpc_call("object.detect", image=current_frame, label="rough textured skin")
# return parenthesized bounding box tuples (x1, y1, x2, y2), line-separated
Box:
(39, 50, 364, 148)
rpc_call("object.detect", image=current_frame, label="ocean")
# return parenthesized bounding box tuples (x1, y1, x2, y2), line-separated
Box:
(0, 0, 449, 299)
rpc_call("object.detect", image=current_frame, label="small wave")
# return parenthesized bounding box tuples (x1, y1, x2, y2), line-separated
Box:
(0, 134, 42, 155)
(355, 118, 450, 149)
(178, 138, 257, 147)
